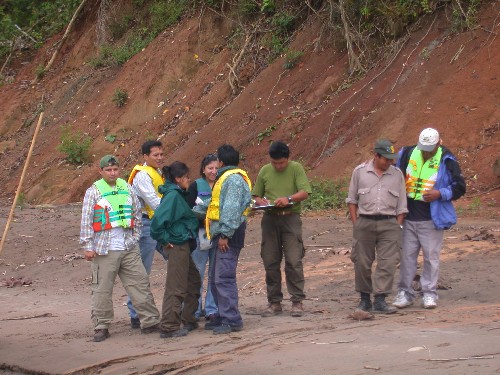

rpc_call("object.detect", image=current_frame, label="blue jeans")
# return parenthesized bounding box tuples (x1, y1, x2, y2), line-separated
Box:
(209, 240, 242, 327)
(127, 217, 167, 319)
(191, 243, 218, 319)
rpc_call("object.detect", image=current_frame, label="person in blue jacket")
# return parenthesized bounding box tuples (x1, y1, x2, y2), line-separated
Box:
(392, 128, 466, 310)
(187, 154, 219, 322)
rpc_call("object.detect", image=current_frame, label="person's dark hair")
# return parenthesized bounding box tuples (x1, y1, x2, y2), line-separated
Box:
(141, 140, 163, 155)
(200, 153, 218, 177)
(216, 144, 239, 166)
(269, 141, 290, 159)
(162, 161, 189, 182)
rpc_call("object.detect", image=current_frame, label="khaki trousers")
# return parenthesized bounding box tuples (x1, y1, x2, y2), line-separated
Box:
(91, 245, 160, 330)
(160, 242, 201, 332)
(350, 217, 401, 295)
(260, 213, 305, 303)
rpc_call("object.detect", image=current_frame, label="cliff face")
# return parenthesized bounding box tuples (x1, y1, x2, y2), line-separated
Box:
(0, 2, 498, 204)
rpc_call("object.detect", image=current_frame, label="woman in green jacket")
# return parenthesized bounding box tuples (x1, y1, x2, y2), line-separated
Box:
(151, 161, 201, 338)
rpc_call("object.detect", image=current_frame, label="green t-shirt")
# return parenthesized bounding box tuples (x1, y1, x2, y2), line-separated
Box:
(252, 160, 312, 213)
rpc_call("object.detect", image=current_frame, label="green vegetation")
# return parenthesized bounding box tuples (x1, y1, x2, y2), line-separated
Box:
(57, 124, 92, 165)
(261, 0, 276, 14)
(283, 49, 303, 69)
(35, 64, 45, 79)
(302, 179, 348, 211)
(1, 0, 485, 77)
(90, 0, 187, 67)
(468, 197, 481, 210)
(420, 47, 430, 60)
(0, 0, 80, 61)
(16, 192, 27, 209)
(112, 88, 129, 107)
(451, 0, 482, 31)
(257, 124, 276, 145)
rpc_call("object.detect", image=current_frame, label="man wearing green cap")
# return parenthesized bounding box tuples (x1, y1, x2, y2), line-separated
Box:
(80, 155, 160, 342)
(346, 140, 408, 314)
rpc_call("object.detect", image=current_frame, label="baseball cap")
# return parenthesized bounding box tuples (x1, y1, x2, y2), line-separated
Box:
(417, 128, 440, 152)
(99, 155, 119, 168)
(374, 139, 398, 159)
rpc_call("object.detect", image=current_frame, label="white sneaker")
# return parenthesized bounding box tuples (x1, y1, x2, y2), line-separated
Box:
(422, 295, 437, 309)
(392, 290, 414, 308)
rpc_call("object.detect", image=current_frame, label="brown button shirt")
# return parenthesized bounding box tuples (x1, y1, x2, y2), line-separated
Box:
(346, 159, 408, 216)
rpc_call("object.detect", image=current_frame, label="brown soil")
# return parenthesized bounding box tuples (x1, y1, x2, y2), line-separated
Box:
(0, 3, 499, 208)
(0, 205, 498, 374)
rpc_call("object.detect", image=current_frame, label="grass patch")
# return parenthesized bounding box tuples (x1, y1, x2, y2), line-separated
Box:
(112, 88, 129, 107)
(283, 49, 303, 69)
(303, 179, 348, 211)
(57, 124, 92, 165)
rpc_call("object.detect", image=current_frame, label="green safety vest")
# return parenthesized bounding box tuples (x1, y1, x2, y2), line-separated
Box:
(405, 146, 442, 201)
(92, 178, 134, 232)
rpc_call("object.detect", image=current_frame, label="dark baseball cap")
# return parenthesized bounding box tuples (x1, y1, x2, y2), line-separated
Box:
(99, 155, 119, 168)
(374, 139, 398, 159)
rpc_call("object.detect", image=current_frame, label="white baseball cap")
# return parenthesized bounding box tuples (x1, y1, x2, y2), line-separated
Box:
(417, 128, 440, 152)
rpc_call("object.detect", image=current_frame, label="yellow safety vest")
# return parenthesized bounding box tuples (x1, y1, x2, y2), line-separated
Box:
(128, 165, 164, 218)
(405, 146, 442, 200)
(205, 168, 252, 239)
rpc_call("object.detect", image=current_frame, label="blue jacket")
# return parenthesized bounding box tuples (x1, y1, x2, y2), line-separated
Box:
(397, 145, 466, 230)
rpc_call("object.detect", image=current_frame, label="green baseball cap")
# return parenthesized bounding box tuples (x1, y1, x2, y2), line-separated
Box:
(99, 155, 119, 168)
(374, 139, 398, 159)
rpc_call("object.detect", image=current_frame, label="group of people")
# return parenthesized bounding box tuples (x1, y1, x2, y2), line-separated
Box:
(80, 141, 311, 342)
(80, 128, 465, 342)
(347, 128, 465, 314)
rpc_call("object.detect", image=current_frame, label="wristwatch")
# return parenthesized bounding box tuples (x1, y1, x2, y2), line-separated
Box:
(287, 196, 293, 203)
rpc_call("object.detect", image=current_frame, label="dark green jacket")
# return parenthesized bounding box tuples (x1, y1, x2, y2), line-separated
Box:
(150, 181, 198, 245)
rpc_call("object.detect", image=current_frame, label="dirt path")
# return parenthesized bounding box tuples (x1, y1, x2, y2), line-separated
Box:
(0, 206, 499, 374)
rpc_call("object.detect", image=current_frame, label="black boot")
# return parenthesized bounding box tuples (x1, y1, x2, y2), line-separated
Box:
(356, 292, 372, 312)
(373, 294, 397, 314)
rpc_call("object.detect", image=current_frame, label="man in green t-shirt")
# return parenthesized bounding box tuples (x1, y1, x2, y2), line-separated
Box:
(252, 141, 312, 317)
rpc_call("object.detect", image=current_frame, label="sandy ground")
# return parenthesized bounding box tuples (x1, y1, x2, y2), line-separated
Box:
(0, 204, 499, 375)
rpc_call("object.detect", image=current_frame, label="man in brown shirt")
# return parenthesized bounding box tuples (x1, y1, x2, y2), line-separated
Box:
(346, 139, 408, 314)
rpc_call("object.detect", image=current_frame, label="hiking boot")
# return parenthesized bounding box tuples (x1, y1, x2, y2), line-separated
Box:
(183, 322, 199, 332)
(392, 290, 414, 309)
(205, 315, 222, 330)
(290, 302, 304, 317)
(206, 313, 218, 321)
(373, 294, 397, 314)
(159, 328, 189, 338)
(213, 324, 243, 335)
(141, 324, 159, 334)
(356, 292, 372, 312)
(422, 295, 437, 309)
(130, 317, 140, 329)
(261, 302, 283, 317)
(93, 329, 110, 342)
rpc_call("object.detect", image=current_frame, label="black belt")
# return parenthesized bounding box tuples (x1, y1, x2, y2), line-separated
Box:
(359, 214, 395, 220)
(266, 210, 296, 216)
(142, 214, 150, 219)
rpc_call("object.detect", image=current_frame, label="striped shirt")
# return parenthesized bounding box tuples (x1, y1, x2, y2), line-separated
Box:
(131, 165, 162, 214)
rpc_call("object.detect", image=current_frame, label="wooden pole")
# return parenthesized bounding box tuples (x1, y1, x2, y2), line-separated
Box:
(0, 112, 44, 256)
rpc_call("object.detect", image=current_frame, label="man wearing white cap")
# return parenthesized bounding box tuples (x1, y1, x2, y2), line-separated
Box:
(393, 128, 466, 309)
